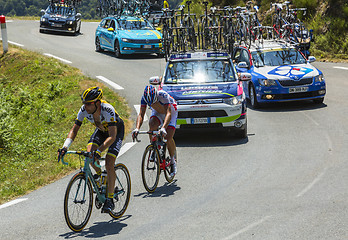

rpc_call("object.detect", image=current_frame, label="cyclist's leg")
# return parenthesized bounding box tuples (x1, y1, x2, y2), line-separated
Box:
(105, 123, 124, 199)
(164, 104, 178, 160)
(148, 109, 163, 133)
(87, 129, 104, 174)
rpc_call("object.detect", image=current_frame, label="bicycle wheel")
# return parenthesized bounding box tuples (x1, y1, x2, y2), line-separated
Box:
(64, 172, 93, 232)
(141, 144, 160, 193)
(109, 163, 131, 219)
(164, 150, 176, 183)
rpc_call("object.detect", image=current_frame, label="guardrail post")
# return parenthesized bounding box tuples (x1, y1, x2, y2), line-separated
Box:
(0, 15, 8, 53)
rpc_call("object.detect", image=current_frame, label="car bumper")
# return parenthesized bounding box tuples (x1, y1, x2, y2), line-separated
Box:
(40, 22, 77, 33)
(255, 82, 326, 103)
(119, 42, 163, 54)
(175, 102, 247, 129)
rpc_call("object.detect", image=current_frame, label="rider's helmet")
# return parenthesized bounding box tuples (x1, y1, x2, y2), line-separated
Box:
(143, 85, 158, 105)
(81, 87, 103, 103)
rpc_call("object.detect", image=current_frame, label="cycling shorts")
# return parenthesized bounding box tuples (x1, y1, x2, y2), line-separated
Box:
(88, 119, 124, 158)
(150, 104, 178, 129)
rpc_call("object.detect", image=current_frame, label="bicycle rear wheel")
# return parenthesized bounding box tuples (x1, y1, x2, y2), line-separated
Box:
(141, 145, 160, 193)
(64, 172, 93, 232)
(164, 150, 177, 183)
(109, 163, 131, 219)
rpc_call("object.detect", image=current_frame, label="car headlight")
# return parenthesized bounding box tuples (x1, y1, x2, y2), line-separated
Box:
(259, 79, 277, 86)
(41, 17, 47, 22)
(224, 94, 244, 105)
(122, 38, 130, 42)
(67, 21, 73, 25)
(315, 74, 324, 82)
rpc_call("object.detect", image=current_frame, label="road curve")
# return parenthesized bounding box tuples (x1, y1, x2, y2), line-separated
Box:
(1, 20, 348, 240)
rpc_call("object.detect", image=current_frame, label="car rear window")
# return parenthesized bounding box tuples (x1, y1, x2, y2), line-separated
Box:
(164, 60, 237, 84)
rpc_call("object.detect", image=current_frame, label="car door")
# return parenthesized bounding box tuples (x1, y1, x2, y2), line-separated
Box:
(104, 19, 117, 50)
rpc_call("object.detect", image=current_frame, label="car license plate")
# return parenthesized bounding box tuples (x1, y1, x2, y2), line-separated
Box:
(192, 118, 209, 124)
(52, 23, 62, 27)
(144, 45, 152, 49)
(289, 87, 308, 93)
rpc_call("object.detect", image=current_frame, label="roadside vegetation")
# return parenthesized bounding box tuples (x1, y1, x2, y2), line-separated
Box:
(0, 43, 131, 204)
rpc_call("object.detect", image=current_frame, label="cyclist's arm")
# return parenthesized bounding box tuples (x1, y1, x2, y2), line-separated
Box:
(98, 125, 117, 153)
(136, 105, 147, 130)
(162, 104, 172, 129)
(67, 123, 80, 141)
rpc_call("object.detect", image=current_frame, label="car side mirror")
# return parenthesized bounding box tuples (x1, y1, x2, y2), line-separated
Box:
(308, 56, 316, 63)
(107, 27, 115, 32)
(149, 76, 161, 85)
(238, 62, 248, 68)
(40, 9, 45, 15)
(76, 13, 81, 17)
(156, 27, 161, 31)
(239, 73, 251, 81)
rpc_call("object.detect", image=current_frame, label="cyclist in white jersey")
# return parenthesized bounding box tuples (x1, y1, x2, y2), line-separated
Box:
(132, 85, 178, 176)
(58, 87, 124, 213)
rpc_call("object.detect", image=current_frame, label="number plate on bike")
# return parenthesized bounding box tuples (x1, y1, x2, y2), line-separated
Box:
(289, 87, 308, 93)
(191, 117, 210, 124)
(143, 45, 152, 48)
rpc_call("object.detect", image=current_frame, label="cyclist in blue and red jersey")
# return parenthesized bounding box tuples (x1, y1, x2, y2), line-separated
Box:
(132, 85, 178, 176)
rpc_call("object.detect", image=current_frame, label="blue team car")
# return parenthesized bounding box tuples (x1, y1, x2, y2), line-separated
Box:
(233, 40, 326, 108)
(149, 52, 251, 138)
(95, 16, 163, 58)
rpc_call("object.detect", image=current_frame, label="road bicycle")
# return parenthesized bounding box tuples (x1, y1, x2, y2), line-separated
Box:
(58, 150, 131, 232)
(133, 131, 176, 193)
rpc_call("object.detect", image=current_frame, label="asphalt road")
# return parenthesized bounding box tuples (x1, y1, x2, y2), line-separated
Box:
(1, 20, 348, 240)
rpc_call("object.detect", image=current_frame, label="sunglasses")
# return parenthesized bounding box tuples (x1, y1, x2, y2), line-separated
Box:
(83, 102, 95, 106)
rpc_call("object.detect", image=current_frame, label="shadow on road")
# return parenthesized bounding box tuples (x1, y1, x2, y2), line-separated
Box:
(134, 180, 180, 198)
(60, 215, 131, 239)
(247, 100, 327, 112)
(95, 50, 163, 61)
(174, 130, 249, 148)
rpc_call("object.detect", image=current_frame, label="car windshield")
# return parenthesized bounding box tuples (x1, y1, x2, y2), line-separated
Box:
(47, 5, 76, 16)
(252, 49, 307, 67)
(164, 60, 237, 84)
(117, 19, 154, 30)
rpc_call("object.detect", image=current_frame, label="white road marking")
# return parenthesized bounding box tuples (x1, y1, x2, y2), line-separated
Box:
(333, 66, 348, 70)
(5, 20, 13, 23)
(8, 40, 24, 47)
(43, 53, 72, 64)
(118, 142, 136, 158)
(96, 75, 124, 90)
(134, 105, 148, 121)
(0, 198, 28, 210)
(296, 168, 327, 197)
(301, 112, 319, 126)
(222, 216, 271, 239)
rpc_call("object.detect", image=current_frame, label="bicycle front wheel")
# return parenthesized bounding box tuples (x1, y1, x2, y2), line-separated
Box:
(64, 172, 93, 232)
(141, 145, 160, 193)
(109, 163, 131, 219)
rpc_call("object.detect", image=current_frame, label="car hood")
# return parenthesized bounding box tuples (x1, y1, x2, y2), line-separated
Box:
(44, 13, 75, 20)
(252, 63, 321, 80)
(118, 30, 162, 40)
(161, 83, 242, 100)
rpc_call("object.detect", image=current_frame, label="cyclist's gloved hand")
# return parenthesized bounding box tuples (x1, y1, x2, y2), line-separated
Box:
(159, 127, 167, 137)
(92, 149, 102, 161)
(132, 128, 139, 141)
(57, 147, 67, 162)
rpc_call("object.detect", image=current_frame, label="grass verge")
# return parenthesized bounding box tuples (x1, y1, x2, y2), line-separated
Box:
(0, 42, 131, 204)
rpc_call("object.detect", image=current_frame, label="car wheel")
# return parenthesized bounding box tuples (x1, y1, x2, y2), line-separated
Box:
(249, 84, 259, 109)
(95, 37, 103, 52)
(236, 122, 247, 139)
(114, 40, 121, 58)
(76, 22, 81, 34)
(313, 97, 324, 104)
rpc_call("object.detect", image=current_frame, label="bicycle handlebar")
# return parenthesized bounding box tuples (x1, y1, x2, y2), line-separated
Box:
(58, 150, 104, 168)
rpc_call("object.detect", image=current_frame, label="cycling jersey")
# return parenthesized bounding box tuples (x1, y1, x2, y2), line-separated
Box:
(141, 90, 178, 128)
(75, 100, 122, 132)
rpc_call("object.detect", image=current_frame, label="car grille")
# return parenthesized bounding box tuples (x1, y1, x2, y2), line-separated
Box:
(179, 123, 223, 129)
(177, 99, 224, 105)
(269, 90, 322, 100)
(178, 110, 227, 118)
(278, 77, 313, 87)
(126, 39, 161, 44)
